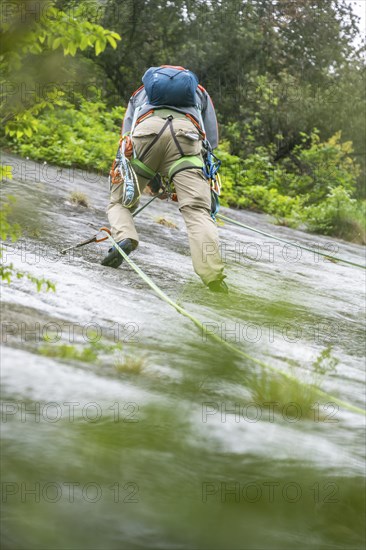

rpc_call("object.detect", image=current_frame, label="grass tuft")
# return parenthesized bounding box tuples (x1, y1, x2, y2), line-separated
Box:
(114, 353, 146, 374)
(69, 191, 90, 208)
(155, 217, 178, 229)
(250, 346, 339, 420)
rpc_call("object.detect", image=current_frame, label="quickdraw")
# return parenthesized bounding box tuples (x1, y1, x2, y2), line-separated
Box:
(110, 139, 141, 209)
(202, 144, 222, 220)
(60, 190, 166, 255)
(60, 227, 111, 255)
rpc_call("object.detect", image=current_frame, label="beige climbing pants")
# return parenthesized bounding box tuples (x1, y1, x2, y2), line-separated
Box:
(106, 114, 224, 285)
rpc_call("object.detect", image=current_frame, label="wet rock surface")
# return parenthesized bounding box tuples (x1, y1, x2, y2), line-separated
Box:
(1, 152, 365, 549)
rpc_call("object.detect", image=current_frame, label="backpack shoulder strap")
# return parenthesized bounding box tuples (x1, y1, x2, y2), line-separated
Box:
(132, 85, 145, 97)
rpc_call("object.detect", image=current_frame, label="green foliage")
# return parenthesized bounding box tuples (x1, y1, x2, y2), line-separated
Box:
(0, 253, 56, 291)
(9, 97, 125, 171)
(37, 339, 141, 370)
(39, 343, 98, 362)
(1, 2, 120, 65)
(301, 187, 366, 243)
(98, 0, 365, 193)
(250, 370, 322, 420)
(0, 196, 21, 242)
(0, 0, 121, 139)
(237, 187, 302, 224)
(0, 165, 14, 181)
(1, 195, 20, 283)
(4, 93, 66, 141)
(0, 196, 55, 291)
(280, 131, 360, 203)
(251, 345, 340, 419)
(5, 88, 365, 242)
(312, 346, 339, 377)
(16, 272, 56, 293)
(1, 0, 365, 243)
(219, 131, 364, 240)
(0, 0, 122, 291)
(114, 353, 146, 374)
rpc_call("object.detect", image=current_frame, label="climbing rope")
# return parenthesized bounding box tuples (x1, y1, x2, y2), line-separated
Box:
(101, 229, 366, 417)
(217, 213, 366, 270)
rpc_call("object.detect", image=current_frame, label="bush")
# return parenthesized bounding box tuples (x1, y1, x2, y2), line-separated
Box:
(237, 186, 302, 224)
(280, 131, 360, 204)
(301, 186, 366, 243)
(218, 131, 365, 240)
(8, 96, 125, 172)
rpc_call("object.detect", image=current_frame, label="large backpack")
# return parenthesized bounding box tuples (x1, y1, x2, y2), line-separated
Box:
(142, 65, 199, 107)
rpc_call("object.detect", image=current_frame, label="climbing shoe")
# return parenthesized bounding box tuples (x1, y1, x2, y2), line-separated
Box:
(101, 238, 134, 268)
(207, 278, 229, 294)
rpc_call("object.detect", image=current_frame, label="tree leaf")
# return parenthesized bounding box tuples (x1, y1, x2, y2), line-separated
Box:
(106, 35, 117, 49)
(80, 35, 90, 50)
(69, 42, 77, 56)
(52, 37, 61, 50)
(95, 39, 102, 56)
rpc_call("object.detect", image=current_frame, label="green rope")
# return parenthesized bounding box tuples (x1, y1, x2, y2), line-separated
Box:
(217, 214, 366, 270)
(102, 230, 366, 417)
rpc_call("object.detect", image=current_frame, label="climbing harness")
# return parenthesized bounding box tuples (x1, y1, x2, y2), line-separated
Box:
(99, 228, 366, 417)
(130, 114, 205, 185)
(130, 115, 220, 220)
(217, 214, 366, 270)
